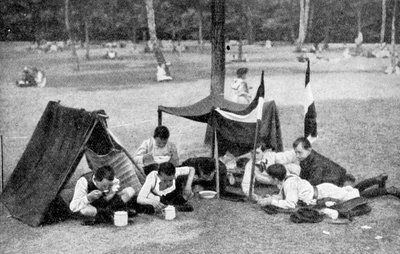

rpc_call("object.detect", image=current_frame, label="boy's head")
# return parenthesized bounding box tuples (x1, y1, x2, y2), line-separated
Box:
(236, 67, 248, 79)
(292, 137, 312, 161)
(266, 164, 287, 182)
(94, 165, 114, 191)
(153, 125, 170, 148)
(158, 162, 176, 187)
(236, 157, 250, 169)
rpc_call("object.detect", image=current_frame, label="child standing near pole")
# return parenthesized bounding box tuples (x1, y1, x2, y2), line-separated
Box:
(231, 67, 252, 104)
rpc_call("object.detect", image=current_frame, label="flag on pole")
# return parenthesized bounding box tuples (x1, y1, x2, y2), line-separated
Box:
(304, 60, 317, 140)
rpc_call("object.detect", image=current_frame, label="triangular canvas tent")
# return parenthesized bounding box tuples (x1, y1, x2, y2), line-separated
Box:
(0, 101, 145, 227)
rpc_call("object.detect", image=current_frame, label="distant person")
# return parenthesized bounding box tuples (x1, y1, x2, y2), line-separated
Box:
(133, 125, 179, 175)
(231, 67, 252, 104)
(32, 67, 47, 87)
(136, 162, 195, 214)
(156, 63, 172, 82)
(69, 165, 136, 225)
(16, 66, 46, 88)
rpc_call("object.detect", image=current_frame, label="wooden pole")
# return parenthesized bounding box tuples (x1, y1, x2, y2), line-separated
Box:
(1, 135, 4, 192)
(158, 110, 162, 126)
(214, 129, 220, 198)
(248, 119, 261, 202)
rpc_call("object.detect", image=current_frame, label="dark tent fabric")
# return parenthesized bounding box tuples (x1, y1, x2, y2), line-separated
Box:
(0, 101, 143, 227)
(158, 71, 283, 156)
(158, 94, 248, 123)
(210, 101, 283, 156)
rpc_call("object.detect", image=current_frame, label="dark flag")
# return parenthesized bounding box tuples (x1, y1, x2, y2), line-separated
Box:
(304, 60, 317, 140)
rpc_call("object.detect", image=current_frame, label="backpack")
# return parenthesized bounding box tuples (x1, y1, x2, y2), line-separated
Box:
(330, 197, 372, 221)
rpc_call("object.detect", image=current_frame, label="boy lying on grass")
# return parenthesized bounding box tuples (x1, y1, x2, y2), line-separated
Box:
(136, 162, 195, 214)
(256, 164, 360, 209)
(257, 164, 400, 209)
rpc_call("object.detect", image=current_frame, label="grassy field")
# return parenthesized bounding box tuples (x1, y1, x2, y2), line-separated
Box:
(1, 41, 400, 254)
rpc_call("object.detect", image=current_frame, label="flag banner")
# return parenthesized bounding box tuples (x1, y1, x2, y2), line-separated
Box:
(304, 60, 318, 138)
(208, 71, 283, 156)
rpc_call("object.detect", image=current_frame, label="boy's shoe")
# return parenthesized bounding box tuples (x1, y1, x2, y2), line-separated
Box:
(176, 203, 194, 212)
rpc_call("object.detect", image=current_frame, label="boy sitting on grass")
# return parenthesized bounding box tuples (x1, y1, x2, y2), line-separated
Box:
(69, 165, 136, 225)
(136, 162, 195, 214)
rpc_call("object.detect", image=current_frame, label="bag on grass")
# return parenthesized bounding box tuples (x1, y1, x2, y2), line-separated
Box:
(262, 205, 296, 215)
(330, 197, 371, 221)
(290, 207, 324, 223)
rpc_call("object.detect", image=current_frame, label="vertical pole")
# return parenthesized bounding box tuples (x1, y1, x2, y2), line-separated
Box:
(248, 120, 260, 202)
(158, 110, 162, 126)
(1, 135, 4, 192)
(214, 129, 220, 199)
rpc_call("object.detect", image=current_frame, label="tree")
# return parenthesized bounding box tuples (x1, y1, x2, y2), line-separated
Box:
(144, 0, 171, 77)
(245, 2, 254, 44)
(381, 0, 387, 43)
(390, 0, 398, 70)
(297, 0, 310, 49)
(65, 0, 80, 70)
(210, 0, 225, 96)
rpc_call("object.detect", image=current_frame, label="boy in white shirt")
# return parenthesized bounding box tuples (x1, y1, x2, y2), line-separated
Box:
(69, 165, 136, 225)
(257, 164, 360, 209)
(136, 162, 195, 214)
(133, 125, 179, 175)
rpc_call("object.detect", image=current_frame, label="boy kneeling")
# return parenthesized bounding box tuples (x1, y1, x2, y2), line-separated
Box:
(69, 165, 136, 225)
(136, 162, 195, 214)
(257, 164, 360, 209)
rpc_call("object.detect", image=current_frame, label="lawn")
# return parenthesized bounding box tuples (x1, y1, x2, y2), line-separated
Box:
(1, 41, 400, 254)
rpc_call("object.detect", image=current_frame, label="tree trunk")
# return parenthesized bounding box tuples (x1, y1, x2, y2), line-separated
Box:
(144, 0, 171, 76)
(84, 17, 90, 60)
(357, 6, 362, 35)
(246, 5, 254, 45)
(65, 0, 79, 71)
(238, 37, 243, 60)
(381, 0, 387, 43)
(297, 0, 310, 48)
(210, 0, 225, 96)
(289, 0, 297, 43)
(198, 6, 204, 52)
(306, 0, 315, 43)
(391, 0, 398, 68)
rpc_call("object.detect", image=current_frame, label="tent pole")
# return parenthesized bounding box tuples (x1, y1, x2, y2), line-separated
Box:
(158, 110, 162, 126)
(214, 128, 220, 199)
(1, 135, 3, 193)
(248, 119, 261, 202)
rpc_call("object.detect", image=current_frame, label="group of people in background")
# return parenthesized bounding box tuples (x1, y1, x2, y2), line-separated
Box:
(16, 66, 46, 88)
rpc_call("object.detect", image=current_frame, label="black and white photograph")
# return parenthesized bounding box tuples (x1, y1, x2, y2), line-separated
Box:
(1, 0, 400, 253)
